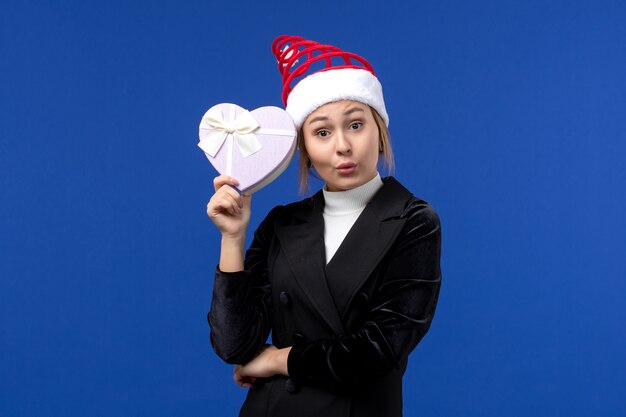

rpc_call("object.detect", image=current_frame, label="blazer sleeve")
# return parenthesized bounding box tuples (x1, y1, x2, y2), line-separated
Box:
(287, 199, 442, 392)
(207, 206, 280, 365)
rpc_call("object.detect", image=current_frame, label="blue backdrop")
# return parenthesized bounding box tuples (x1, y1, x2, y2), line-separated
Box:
(1, 1, 624, 416)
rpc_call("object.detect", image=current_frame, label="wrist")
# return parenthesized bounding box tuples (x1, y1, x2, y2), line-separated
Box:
(221, 233, 246, 244)
(219, 234, 246, 272)
(273, 347, 291, 376)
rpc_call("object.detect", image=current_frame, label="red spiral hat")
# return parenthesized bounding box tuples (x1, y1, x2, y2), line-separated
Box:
(271, 35, 389, 128)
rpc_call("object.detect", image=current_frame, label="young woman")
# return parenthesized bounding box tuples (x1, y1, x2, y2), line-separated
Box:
(206, 35, 442, 417)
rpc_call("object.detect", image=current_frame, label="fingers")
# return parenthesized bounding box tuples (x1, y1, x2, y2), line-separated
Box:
(241, 193, 252, 208)
(233, 365, 256, 388)
(207, 182, 244, 217)
(213, 175, 239, 193)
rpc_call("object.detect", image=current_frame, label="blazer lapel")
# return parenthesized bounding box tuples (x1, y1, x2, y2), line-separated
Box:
(275, 192, 346, 335)
(325, 177, 413, 317)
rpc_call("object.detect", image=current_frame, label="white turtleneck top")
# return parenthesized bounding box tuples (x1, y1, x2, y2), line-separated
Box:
(322, 172, 383, 264)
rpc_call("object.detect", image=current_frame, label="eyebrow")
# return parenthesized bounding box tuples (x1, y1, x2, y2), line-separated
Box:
(307, 107, 366, 125)
(307, 116, 329, 125)
(343, 107, 365, 116)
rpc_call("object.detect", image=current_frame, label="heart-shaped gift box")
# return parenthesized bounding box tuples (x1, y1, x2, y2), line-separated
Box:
(198, 103, 297, 195)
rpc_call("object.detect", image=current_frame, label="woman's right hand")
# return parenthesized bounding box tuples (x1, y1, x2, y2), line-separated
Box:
(206, 175, 252, 238)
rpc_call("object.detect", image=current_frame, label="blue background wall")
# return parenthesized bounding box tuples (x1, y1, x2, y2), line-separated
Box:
(1, 1, 624, 416)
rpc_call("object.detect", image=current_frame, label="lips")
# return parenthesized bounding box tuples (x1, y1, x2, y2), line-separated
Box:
(336, 162, 356, 175)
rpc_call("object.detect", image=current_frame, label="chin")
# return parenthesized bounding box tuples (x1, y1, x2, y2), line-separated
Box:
(327, 177, 362, 191)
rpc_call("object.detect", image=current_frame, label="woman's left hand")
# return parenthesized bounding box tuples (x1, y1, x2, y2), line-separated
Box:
(233, 344, 291, 388)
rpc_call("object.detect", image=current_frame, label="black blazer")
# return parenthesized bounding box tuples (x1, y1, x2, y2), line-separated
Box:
(208, 176, 442, 417)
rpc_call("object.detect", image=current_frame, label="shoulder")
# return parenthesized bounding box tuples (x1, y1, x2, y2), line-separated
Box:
(376, 176, 440, 225)
(383, 177, 441, 234)
(275, 195, 315, 217)
(403, 195, 441, 228)
(256, 193, 318, 230)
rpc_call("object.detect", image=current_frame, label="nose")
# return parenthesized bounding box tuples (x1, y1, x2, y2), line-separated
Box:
(335, 131, 351, 154)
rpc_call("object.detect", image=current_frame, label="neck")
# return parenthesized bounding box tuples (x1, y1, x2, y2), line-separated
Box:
(322, 172, 383, 215)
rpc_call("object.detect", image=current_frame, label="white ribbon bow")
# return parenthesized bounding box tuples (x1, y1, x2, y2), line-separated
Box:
(198, 108, 263, 158)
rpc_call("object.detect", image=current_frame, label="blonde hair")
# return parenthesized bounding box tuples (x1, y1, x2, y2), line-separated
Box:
(297, 106, 394, 195)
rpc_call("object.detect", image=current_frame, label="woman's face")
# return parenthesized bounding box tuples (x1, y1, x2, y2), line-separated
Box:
(302, 100, 380, 192)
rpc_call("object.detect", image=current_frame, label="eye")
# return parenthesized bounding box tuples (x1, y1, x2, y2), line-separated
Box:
(316, 129, 330, 137)
(349, 122, 363, 130)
